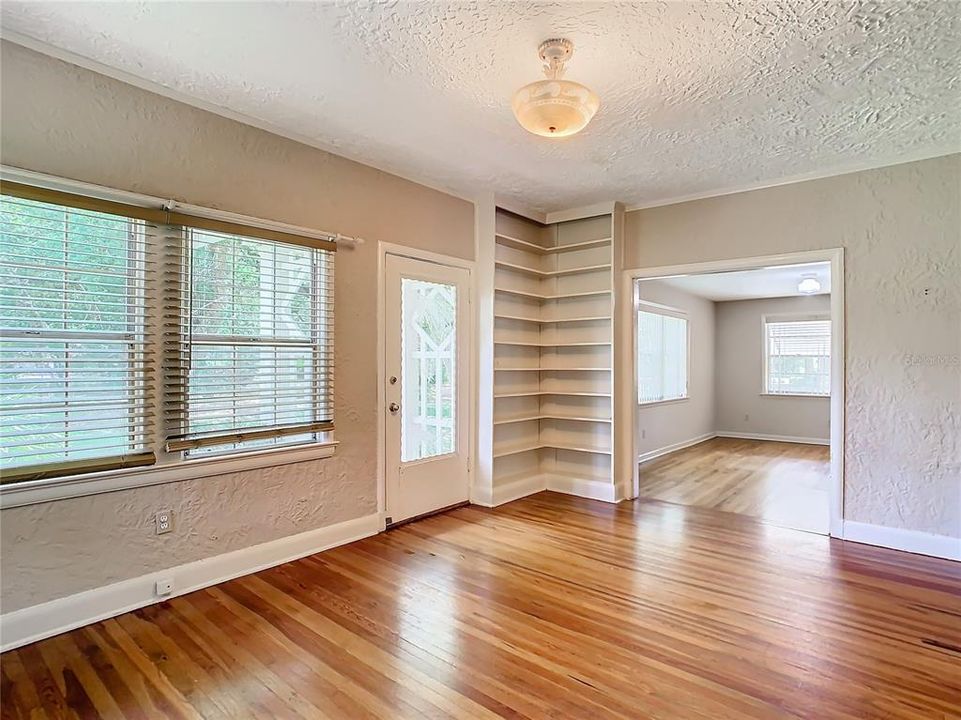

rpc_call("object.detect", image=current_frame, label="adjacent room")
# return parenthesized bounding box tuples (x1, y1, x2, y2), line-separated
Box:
(635, 261, 834, 534)
(1, 3, 959, 719)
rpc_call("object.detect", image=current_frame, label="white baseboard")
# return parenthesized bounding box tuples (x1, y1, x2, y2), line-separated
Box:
(715, 431, 830, 446)
(492, 474, 548, 506)
(478, 474, 629, 506)
(469, 483, 494, 507)
(472, 475, 547, 507)
(546, 475, 622, 503)
(0, 512, 382, 652)
(637, 433, 717, 463)
(841, 521, 961, 561)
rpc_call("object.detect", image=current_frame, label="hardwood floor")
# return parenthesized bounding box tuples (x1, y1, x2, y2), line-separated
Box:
(3, 492, 960, 719)
(639, 437, 831, 533)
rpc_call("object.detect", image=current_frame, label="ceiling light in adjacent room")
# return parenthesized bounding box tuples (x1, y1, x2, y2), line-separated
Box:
(512, 39, 599, 138)
(798, 275, 822, 294)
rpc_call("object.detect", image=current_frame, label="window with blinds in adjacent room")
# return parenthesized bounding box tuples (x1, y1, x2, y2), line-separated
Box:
(764, 317, 831, 396)
(637, 304, 689, 404)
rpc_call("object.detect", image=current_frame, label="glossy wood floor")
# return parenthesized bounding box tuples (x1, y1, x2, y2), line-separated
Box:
(3, 493, 960, 720)
(639, 437, 831, 533)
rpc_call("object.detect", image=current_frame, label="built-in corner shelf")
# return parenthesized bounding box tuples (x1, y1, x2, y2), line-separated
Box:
(493, 414, 612, 426)
(495, 233, 612, 255)
(493, 442, 613, 459)
(494, 314, 610, 324)
(494, 287, 610, 300)
(494, 340, 611, 347)
(495, 261, 612, 278)
(492, 209, 616, 497)
(493, 391, 612, 399)
(494, 367, 611, 372)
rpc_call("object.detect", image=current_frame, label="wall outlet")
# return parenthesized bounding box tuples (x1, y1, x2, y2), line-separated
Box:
(155, 578, 174, 597)
(641, 429, 647, 439)
(155, 510, 172, 535)
(744, 413, 750, 422)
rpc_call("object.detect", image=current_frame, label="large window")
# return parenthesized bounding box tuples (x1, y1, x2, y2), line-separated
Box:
(764, 316, 831, 396)
(0, 196, 153, 481)
(165, 229, 334, 455)
(637, 304, 689, 404)
(0, 182, 335, 485)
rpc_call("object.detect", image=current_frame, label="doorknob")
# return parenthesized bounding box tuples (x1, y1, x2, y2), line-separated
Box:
(388, 402, 400, 414)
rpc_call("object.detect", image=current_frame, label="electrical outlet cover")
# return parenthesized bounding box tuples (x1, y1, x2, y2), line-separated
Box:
(155, 510, 173, 535)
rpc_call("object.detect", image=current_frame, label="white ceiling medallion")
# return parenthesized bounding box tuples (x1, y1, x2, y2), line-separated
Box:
(798, 274, 822, 294)
(511, 38, 600, 138)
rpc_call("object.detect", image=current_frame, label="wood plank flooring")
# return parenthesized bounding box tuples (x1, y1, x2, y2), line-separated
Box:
(3, 492, 960, 719)
(639, 437, 831, 533)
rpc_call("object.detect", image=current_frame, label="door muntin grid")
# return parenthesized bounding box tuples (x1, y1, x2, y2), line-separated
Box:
(400, 277, 457, 463)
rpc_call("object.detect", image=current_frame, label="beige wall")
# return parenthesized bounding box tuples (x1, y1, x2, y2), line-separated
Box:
(635, 280, 715, 457)
(0, 41, 475, 611)
(625, 154, 961, 538)
(714, 295, 831, 441)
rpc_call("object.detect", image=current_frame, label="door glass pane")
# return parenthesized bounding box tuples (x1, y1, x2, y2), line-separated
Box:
(401, 278, 456, 462)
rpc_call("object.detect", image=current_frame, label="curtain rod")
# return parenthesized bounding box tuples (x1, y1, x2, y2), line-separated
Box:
(0, 165, 365, 247)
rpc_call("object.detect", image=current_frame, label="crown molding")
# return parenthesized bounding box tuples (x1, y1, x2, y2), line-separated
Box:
(623, 148, 960, 213)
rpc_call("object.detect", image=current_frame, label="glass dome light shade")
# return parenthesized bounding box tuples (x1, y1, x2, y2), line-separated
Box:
(511, 79, 600, 138)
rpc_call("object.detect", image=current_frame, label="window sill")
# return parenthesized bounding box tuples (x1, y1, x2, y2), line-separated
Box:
(638, 397, 690, 408)
(0, 441, 338, 510)
(759, 393, 830, 398)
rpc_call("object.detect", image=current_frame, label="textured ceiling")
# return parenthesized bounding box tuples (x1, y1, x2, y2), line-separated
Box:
(656, 262, 831, 301)
(1, 1, 959, 214)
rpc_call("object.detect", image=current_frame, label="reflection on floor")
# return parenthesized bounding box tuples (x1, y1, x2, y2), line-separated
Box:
(3, 493, 959, 719)
(638, 436, 830, 533)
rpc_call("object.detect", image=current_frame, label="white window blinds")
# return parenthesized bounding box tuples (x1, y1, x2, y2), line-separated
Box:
(0, 194, 155, 482)
(164, 227, 334, 454)
(637, 308, 688, 404)
(0, 179, 338, 484)
(765, 318, 831, 396)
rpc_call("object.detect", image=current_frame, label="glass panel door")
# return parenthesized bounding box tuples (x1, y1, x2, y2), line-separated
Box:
(400, 278, 457, 461)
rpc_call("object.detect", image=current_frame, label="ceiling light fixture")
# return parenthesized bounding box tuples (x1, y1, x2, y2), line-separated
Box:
(798, 274, 822, 294)
(512, 39, 599, 138)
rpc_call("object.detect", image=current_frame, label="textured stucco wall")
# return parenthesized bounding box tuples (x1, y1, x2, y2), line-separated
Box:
(715, 295, 831, 441)
(0, 42, 474, 612)
(635, 280, 715, 457)
(625, 155, 961, 538)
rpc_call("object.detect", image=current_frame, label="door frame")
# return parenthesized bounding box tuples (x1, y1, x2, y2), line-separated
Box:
(622, 248, 845, 537)
(376, 242, 476, 529)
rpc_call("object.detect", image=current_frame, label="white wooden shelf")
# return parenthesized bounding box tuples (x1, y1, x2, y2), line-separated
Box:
(494, 367, 611, 372)
(494, 314, 611, 324)
(494, 391, 612, 398)
(492, 210, 615, 497)
(493, 442, 613, 459)
(495, 261, 612, 278)
(494, 287, 611, 300)
(494, 340, 611, 347)
(495, 233, 612, 255)
(493, 415, 612, 426)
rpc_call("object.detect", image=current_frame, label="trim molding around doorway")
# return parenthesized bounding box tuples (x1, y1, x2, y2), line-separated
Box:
(621, 248, 846, 538)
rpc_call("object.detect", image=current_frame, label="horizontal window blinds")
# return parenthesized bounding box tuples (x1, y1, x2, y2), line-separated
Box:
(0, 195, 155, 483)
(164, 227, 334, 453)
(637, 309, 688, 404)
(0, 179, 339, 484)
(765, 319, 831, 396)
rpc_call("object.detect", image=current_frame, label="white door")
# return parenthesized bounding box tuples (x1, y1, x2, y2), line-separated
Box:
(385, 254, 470, 524)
